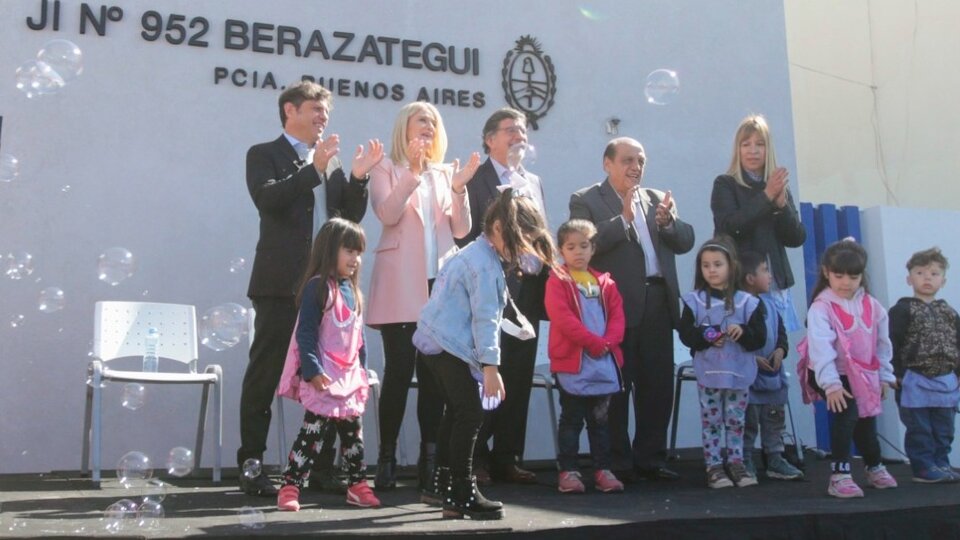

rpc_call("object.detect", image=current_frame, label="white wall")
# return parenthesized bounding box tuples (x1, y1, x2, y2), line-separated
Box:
(785, 0, 960, 211)
(0, 0, 800, 473)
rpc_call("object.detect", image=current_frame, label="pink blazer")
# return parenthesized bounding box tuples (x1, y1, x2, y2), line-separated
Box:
(366, 157, 471, 326)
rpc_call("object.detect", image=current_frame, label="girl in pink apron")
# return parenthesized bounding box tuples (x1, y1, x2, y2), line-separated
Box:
(800, 238, 898, 498)
(275, 218, 380, 511)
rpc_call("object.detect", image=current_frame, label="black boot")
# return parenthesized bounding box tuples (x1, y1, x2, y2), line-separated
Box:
(417, 442, 437, 492)
(374, 444, 397, 491)
(442, 476, 504, 520)
(420, 466, 449, 506)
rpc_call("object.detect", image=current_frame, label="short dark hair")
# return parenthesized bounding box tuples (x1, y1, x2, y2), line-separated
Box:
(738, 251, 767, 289)
(481, 107, 526, 154)
(278, 81, 331, 127)
(906, 247, 949, 271)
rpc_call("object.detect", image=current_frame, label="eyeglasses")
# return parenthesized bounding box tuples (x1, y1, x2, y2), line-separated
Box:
(497, 125, 527, 136)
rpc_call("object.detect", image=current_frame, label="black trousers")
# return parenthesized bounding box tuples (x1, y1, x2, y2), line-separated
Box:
(475, 331, 538, 467)
(238, 296, 297, 467)
(377, 322, 444, 450)
(423, 351, 485, 479)
(475, 270, 545, 468)
(608, 281, 675, 471)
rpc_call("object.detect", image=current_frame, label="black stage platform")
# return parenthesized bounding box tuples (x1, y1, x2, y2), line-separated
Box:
(1, 454, 959, 539)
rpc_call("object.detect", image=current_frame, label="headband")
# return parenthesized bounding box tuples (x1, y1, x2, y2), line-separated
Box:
(701, 243, 731, 255)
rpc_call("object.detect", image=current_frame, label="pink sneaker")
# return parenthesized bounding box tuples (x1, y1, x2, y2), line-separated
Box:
(557, 470, 585, 493)
(593, 470, 624, 493)
(865, 465, 898, 489)
(346, 481, 381, 508)
(277, 485, 300, 511)
(827, 473, 864, 498)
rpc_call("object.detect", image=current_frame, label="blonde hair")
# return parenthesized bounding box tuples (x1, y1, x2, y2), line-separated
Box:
(726, 115, 778, 188)
(389, 101, 448, 165)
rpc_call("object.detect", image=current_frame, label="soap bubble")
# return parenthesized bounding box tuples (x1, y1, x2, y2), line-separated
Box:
(9, 314, 25, 328)
(103, 498, 138, 534)
(98, 247, 135, 286)
(578, 6, 607, 21)
(121, 383, 145, 411)
(136, 500, 164, 530)
(15, 59, 64, 98)
(116, 451, 153, 488)
(200, 303, 248, 351)
(5, 251, 34, 280)
(229, 257, 246, 273)
(0, 154, 20, 183)
(142, 478, 168, 503)
(37, 39, 83, 83)
(644, 69, 680, 105)
(242, 458, 262, 479)
(166, 447, 193, 477)
(38, 286, 65, 313)
(61, 184, 71, 193)
(237, 506, 265, 529)
(506, 142, 537, 169)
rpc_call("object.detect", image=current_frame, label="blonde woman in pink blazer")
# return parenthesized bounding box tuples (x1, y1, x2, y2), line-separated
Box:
(367, 101, 480, 493)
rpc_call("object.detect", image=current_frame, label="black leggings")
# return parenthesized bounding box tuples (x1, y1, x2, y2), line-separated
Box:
(810, 373, 882, 468)
(423, 351, 485, 479)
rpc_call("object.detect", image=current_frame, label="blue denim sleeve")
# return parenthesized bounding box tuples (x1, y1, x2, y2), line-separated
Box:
(466, 262, 503, 367)
(297, 277, 326, 381)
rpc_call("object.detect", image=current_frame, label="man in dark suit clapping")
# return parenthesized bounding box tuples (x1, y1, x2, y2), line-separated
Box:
(569, 137, 694, 482)
(239, 81, 381, 496)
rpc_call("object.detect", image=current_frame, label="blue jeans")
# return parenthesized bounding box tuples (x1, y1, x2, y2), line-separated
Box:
(899, 406, 956, 475)
(557, 387, 613, 471)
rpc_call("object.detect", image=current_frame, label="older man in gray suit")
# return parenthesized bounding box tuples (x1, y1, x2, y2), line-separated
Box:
(569, 137, 694, 482)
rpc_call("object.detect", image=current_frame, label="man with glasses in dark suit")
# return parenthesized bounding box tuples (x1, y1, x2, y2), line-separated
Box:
(458, 107, 547, 485)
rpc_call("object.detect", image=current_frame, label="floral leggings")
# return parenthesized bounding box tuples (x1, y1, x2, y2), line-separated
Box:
(698, 385, 748, 468)
(281, 410, 365, 488)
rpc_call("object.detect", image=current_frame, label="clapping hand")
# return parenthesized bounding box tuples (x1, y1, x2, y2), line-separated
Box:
(350, 139, 384, 179)
(622, 185, 640, 223)
(655, 190, 674, 227)
(405, 137, 427, 176)
(451, 152, 481, 193)
(764, 167, 789, 207)
(312, 134, 341, 174)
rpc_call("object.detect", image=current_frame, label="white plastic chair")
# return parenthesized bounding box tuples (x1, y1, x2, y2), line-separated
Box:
(81, 301, 222, 486)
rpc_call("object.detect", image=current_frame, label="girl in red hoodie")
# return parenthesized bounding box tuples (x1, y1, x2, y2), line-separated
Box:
(545, 219, 626, 494)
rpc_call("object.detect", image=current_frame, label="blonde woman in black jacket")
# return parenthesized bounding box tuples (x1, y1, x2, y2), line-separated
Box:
(710, 115, 805, 331)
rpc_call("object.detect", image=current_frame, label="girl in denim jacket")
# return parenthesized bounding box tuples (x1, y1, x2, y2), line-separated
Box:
(414, 190, 555, 520)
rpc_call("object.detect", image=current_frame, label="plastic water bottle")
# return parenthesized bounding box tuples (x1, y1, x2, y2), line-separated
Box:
(142, 327, 160, 372)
